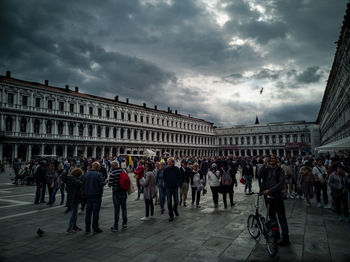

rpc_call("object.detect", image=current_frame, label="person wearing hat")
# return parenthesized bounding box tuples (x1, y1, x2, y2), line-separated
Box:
(328, 165, 350, 222)
(207, 163, 221, 208)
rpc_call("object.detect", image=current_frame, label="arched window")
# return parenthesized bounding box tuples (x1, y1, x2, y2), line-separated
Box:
(133, 130, 137, 140)
(113, 127, 117, 138)
(272, 135, 276, 144)
(140, 130, 144, 140)
(265, 136, 269, 144)
(69, 123, 74, 136)
(279, 135, 283, 143)
(79, 124, 84, 136)
(105, 127, 109, 138)
(241, 137, 244, 145)
(88, 125, 93, 137)
(127, 129, 131, 139)
(146, 131, 149, 140)
(46, 120, 52, 134)
(58, 121, 63, 135)
(286, 135, 290, 143)
(20, 118, 27, 132)
(6, 116, 12, 131)
(293, 134, 298, 143)
(34, 119, 40, 134)
(301, 134, 305, 142)
(97, 126, 101, 137)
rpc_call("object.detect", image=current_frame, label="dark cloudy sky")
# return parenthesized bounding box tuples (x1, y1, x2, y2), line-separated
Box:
(0, 0, 347, 126)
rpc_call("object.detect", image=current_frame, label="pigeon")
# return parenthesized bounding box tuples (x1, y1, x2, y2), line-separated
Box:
(259, 88, 264, 95)
(37, 228, 44, 237)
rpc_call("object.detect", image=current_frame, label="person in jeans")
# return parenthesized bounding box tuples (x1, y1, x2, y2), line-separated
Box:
(207, 163, 221, 208)
(242, 159, 254, 195)
(190, 162, 204, 208)
(220, 160, 237, 208)
(134, 161, 145, 201)
(156, 161, 166, 213)
(259, 154, 290, 247)
(328, 165, 350, 222)
(163, 158, 181, 221)
(12, 158, 21, 185)
(82, 162, 105, 234)
(108, 161, 128, 232)
(48, 163, 65, 205)
(313, 159, 330, 208)
(179, 161, 191, 207)
(140, 162, 156, 221)
(66, 168, 83, 233)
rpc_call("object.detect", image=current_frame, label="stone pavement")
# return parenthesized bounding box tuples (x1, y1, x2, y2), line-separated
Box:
(0, 168, 349, 262)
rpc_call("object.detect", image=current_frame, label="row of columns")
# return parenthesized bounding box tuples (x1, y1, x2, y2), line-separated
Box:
(220, 148, 303, 157)
(222, 133, 307, 146)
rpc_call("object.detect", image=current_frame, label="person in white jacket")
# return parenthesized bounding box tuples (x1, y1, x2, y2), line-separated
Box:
(207, 163, 221, 208)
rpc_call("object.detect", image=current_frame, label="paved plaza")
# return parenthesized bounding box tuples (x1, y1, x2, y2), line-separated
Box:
(0, 168, 349, 262)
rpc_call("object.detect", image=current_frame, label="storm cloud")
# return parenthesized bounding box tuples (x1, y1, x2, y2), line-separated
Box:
(0, 0, 347, 126)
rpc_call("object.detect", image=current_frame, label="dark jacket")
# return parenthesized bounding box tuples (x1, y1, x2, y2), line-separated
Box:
(35, 166, 46, 184)
(242, 164, 254, 177)
(180, 167, 191, 184)
(82, 170, 105, 199)
(219, 167, 237, 190)
(163, 166, 181, 189)
(66, 176, 82, 206)
(259, 166, 285, 196)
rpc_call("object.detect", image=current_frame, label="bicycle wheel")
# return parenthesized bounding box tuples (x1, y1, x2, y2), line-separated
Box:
(265, 228, 278, 257)
(247, 215, 260, 239)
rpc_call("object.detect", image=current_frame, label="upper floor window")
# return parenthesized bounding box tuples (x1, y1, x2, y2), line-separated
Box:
(272, 135, 276, 144)
(293, 134, 298, 143)
(59, 102, 64, 111)
(46, 120, 52, 134)
(157, 118, 159, 125)
(48, 100, 53, 110)
(106, 110, 110, 118)
(20, 118, 27, 132)
(80, 105, 84, 114)
(6, 116, 12, 131)
(58, 122, 63, 135)
(235, 137, 238, 144)
(88, 125, 93, 137)
(253, 136, 256, 144)
(89, 107, 93, 115)
(68, 123, 74, 136)
(247, 137, 250, 145)
(279, 135, 283, 143)
(128, 114, 131, 121)
(229, 137, 233, 145)
(98, 108, 102, 117)
(34, 119, 40, 133)
(105, 127, 109, 137)
(241, 137, 244, 144)
(134, 114, 137, 122)
(286, 135, 290, 143)
(146, 117, 149, 123)
(79, 124, 84, 136)
(140, 116, 144, 123)
(8, 93, 14, 105)
(35, 98, 41, 108)
(22, 96, 28, 106)
(114, 111, 117, 119)
(265, 136, 269, 144)
(113, 127, 117, 138)
(97, 126, 101, 137)
(121, 112, 125, 120)
(70, 104, 74, 113)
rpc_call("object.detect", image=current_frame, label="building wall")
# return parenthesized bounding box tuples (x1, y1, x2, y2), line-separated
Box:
(317, 3, 350, 146)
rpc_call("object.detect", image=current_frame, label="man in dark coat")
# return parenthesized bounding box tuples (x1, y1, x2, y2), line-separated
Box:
(34, 161, 47, 204)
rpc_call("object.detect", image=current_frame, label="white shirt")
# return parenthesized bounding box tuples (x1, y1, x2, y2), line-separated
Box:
(207, 170, 220, 187)
(312, 165, 328, 183)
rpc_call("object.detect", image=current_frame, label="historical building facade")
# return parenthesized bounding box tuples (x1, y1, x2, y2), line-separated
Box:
(317, 3, 350, 147)
(215, 121, 320, 157)
(0, 72, 217, 161)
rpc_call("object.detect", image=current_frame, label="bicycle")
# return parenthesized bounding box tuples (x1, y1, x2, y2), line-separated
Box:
(247, 192, 279, 257)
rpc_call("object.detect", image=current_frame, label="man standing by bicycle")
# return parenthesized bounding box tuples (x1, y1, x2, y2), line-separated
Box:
(258, 154, 290, 247)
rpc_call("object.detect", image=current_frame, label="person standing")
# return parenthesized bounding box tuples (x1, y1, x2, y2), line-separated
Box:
(220, 160, 237, 208)
(82, 162, 105, 234)
(259, 154, 290, 247)
(281, 159, 294, 198)
(163, 158, 181, 221)
(328, 165, 350, 222)
(134, 161, 144, 201)
(242, 159, 254, 195)
(108, 161, 128, 231)
(299, 161, 314, 207)
(66, 168, 83, 233)
(156, 161, 166, 213)
(207, 163, 221, 208)
(12, 158, 21, 185)
(294, 157, 304, 199)
(140, 162, 156, 221)
(179, 161, 191, 207)
(34, 161, 47, 204)
(48, 163, 65, 205)
(313, 159, 330, 208)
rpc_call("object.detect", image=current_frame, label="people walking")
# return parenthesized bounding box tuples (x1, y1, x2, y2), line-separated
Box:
(220, 160, 237, 208)
(313, 159, 330, 208)
(299, 161, 314, 207)
(48, 163, 65, 205)
(82, 162, 105, 234)
(242, 159, 254, 195)
(259, 154, 290, 247)
(179, 161, 191, 207)
(163, 158, 181, 221)
(281, 159, 294, 198)
(207, 163, 221, 208)
(66, 168, 83, 233)
(108, 161, 128, 231)
(190, 162, 204, 208)
(140, 162, 156, 221)
(34, 161, 47, 204)
(134, 161, 144, 201)
(156, 161, 166, 213)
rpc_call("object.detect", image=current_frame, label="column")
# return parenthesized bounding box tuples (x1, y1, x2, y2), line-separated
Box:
(101, 126, 105, 138)
(109, 147, 112, 157)
(64, 145, 68, 158)
(53, 120, 57, 135)
(92, 146, 96, 158)
(102, 146, 105, 158)
(53, 145, 57, 156)
(41, 144, 44, 155)
(64, 122, 68, 136)
(283, 149, 286, 156)
(74, 145, 78, 157)
(117, 128, 121, 140)
(13, 144, 18, 158)
(42, 120, 46, 135)
(117, 147, 120, 156)
(15, 116, 19, 134)
(263, 149, 266, 156)
(29, 117, 33, 134)
(84, 146, 88, 158)
(298, 149, 302, 156)
(26, 144, 31, 160)
(93, 125, 97, 138)
(137, 130, 141, 141)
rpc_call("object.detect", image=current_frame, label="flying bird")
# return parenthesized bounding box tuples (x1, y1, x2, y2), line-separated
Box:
(259, 88, 264, 95)
(37, 228, 44, 237)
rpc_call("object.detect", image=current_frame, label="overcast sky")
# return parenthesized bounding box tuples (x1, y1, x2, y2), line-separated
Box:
(0, 0, 347, 126)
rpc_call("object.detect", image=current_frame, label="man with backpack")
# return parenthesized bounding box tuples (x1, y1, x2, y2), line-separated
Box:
(220, 160, 237, 209)
(108, 160, 129, 232)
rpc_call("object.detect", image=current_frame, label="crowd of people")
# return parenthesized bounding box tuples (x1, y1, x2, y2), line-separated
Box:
(2, 153, 350, 247)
